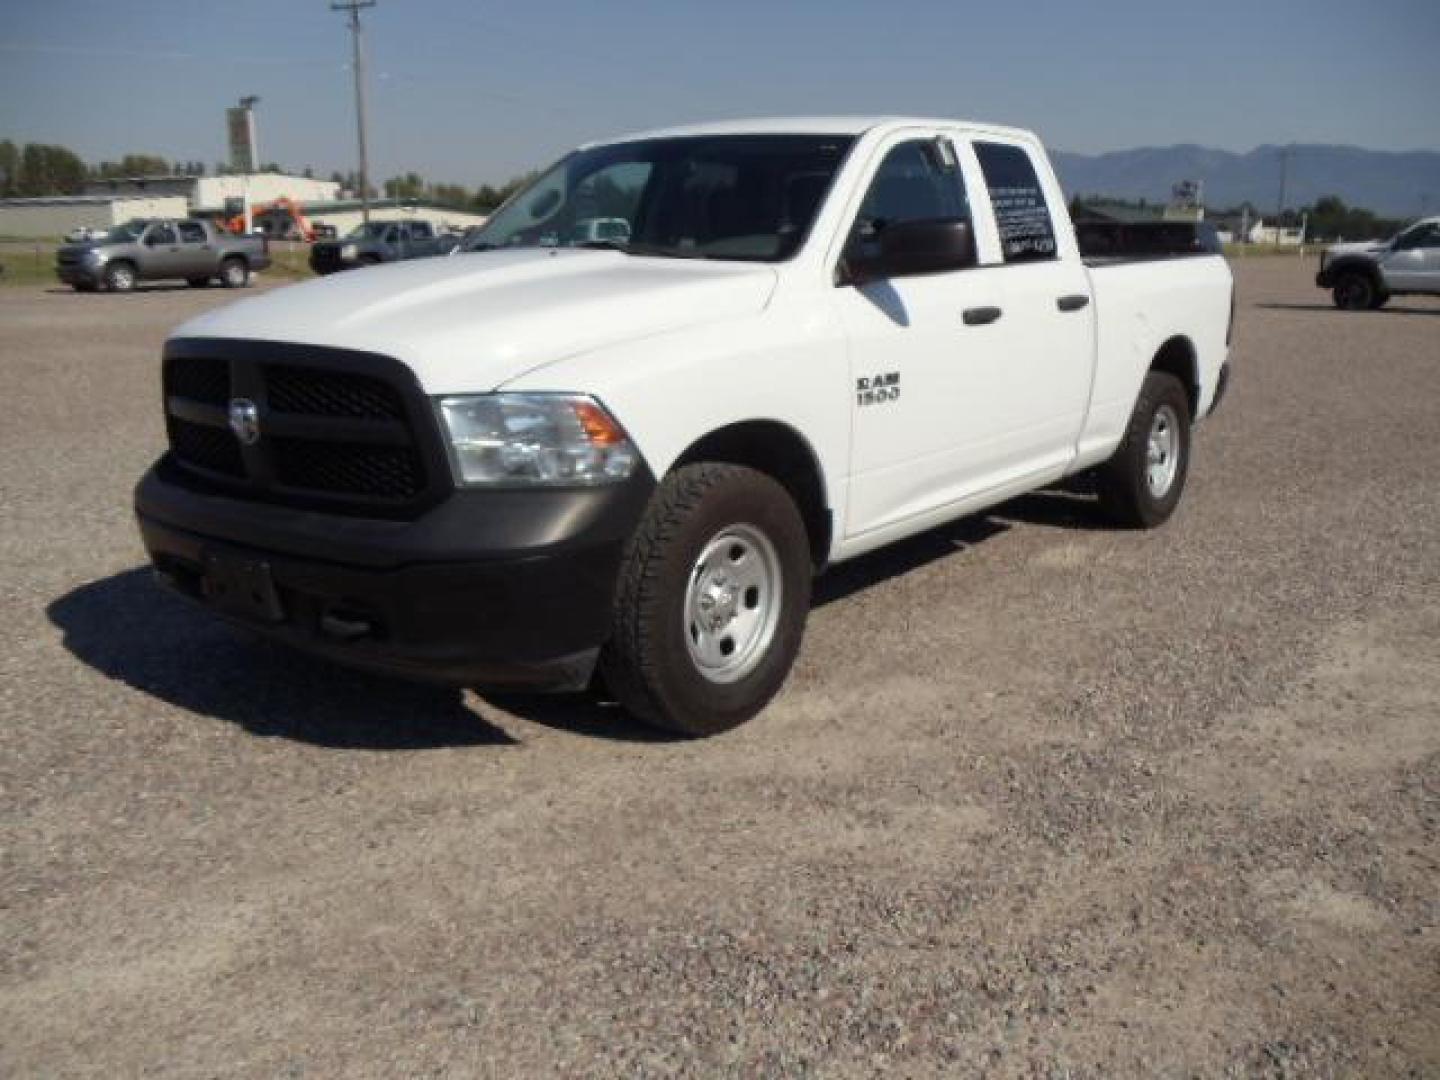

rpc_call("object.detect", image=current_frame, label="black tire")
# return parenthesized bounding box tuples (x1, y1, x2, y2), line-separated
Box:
(1370, 291, 1390, 310)
(1332, 271, 1375, 310)
(185, 276, 210, 288)
(102, 261, 136, 292)
(601, 463, 812, 736)
(1095, 371, 1192, 529)
(219, 257, 249, 288)
(72, 282, 98, 293)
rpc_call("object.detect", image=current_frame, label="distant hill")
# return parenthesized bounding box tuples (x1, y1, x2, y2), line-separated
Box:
(1050, 144, 1440, 219)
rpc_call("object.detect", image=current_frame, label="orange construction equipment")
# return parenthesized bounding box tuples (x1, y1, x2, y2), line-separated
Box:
(225, 197, 321, 242)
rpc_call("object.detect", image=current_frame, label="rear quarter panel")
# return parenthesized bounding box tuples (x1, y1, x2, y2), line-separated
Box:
(1078, 254, 1233, 465)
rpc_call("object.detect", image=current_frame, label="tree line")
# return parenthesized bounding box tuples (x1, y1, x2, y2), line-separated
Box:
(1, 138, 532, 213)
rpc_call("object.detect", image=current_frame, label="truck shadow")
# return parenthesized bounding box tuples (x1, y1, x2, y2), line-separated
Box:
(1257, 301, 1440, 316)
(46, 569, 516, 749)
(812, 484, 1102, 607)
(47, 487, 1104, 748)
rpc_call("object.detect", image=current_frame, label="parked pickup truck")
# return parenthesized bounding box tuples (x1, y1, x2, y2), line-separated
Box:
(56, 218, 269, 292)
(1315, 216, 1440, 309)
(134, 117, 1233, 735)
(308, 219, 456, 274)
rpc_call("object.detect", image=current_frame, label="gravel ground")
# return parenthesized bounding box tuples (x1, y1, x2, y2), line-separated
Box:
(1, 262, 1437, 1078)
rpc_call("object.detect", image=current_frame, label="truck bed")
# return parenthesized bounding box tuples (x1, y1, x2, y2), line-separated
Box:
(1075, 220, 1222, 266)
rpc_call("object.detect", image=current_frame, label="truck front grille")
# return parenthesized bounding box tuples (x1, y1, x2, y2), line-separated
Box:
(271, 438, 423, 500)
(265, 365, 404, 419)
(168, 416, 245, 477)
(161, 346, 443, 516)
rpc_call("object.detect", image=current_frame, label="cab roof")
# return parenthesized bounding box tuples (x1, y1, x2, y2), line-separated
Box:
(585, 116, 1038, 148)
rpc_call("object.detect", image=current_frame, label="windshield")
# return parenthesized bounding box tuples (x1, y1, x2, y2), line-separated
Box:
(345, 221, 395, 240)
(102, 220, 149, 244)
(461, 134, 855, 262)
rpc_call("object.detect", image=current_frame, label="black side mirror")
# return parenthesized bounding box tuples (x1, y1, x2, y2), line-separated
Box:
(843, 218, 977, 285)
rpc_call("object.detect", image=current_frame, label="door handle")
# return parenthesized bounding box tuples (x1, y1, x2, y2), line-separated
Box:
(962, 306, 1002, 326)
(1057, 294, 1090, 312)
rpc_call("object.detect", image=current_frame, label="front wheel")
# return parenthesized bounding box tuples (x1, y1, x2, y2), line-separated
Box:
(219, 257, 250, 288)
(601, 463, 812, 736)
(1095, 371, 1192, 529)
(1332, 272, 1375, 310)
(103, 261, 136, 292)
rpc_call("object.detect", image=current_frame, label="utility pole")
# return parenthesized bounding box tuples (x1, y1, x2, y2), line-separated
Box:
(331, 0, 376, 224)
(1275, 147, 1290, 247)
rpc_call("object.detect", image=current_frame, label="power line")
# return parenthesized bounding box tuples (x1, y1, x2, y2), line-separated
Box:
(331, 0, 376, 224)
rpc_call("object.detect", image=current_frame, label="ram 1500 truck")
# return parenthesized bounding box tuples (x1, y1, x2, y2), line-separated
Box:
(134, 117, 1234, 736)
(56, 218, 269, 292)
(1315, 216, 1440, 309)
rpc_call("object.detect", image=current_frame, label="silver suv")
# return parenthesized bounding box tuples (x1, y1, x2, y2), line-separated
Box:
(55, 218, 271, 293)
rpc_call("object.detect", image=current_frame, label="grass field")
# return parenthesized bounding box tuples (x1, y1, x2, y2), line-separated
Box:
(0, 242, 59, 287)
(0, 239, 317, 288)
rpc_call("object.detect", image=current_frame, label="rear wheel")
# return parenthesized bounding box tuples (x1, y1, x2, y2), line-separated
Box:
(219, 257, 249, 288)
(1095, 371, 1192, 529)
(601, 463, 812, 736)
(1332, 272, 1375, 310)
(103, 261, 136, 292)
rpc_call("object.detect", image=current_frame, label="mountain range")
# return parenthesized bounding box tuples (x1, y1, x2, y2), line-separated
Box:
(1049, 144, 1440, 219)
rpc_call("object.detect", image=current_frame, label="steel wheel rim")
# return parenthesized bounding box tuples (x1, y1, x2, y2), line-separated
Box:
(1145, 403, 1181, 499)
(224, 263, 243, 285)
(683, 523, 782, 684)
(112, 266, 133, 290)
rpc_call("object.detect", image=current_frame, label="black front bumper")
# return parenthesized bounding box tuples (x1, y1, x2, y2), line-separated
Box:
(135, 460, 654, 689)
(56, 264, 100, 286)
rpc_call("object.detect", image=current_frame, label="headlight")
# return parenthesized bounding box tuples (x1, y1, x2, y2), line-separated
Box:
(341, 243, 358, 259)
(435, 393, 640, 487)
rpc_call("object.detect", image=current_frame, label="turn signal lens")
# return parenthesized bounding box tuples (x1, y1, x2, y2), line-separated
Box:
(571, 399, 627, 447)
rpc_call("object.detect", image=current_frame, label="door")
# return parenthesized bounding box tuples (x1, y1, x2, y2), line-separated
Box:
(139, 221, 184, 279)
(832, 134, 1010, 539)
(833, 133, 1094, 543)
(1381, 221, 1440, 291)
(967, 139, 1095, 469)
(175, 219, 214, 277)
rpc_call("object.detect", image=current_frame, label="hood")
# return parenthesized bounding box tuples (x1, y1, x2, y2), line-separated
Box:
(174, 248, 778, 393)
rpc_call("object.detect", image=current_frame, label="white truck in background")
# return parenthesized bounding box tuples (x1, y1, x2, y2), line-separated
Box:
(1315, 216, 1440, 309)
(135, 117, 1234, 736)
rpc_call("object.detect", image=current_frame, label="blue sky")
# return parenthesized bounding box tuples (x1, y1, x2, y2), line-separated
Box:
(2, 0, 1437, 186)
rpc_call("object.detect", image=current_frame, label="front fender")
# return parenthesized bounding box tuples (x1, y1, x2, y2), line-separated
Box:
(500, 303, 852, 555)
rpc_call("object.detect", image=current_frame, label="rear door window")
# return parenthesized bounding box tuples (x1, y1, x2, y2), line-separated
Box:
(177, 221, 206, 243)
(975, 142, 1057, 263)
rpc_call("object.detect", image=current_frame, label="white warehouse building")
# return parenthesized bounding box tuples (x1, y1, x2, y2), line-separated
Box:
(82, 172, 340, 212)
(0, 194, 190, 239)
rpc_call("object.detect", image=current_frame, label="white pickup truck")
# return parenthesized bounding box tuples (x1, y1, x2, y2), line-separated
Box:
(135, 117, 1234, 735)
